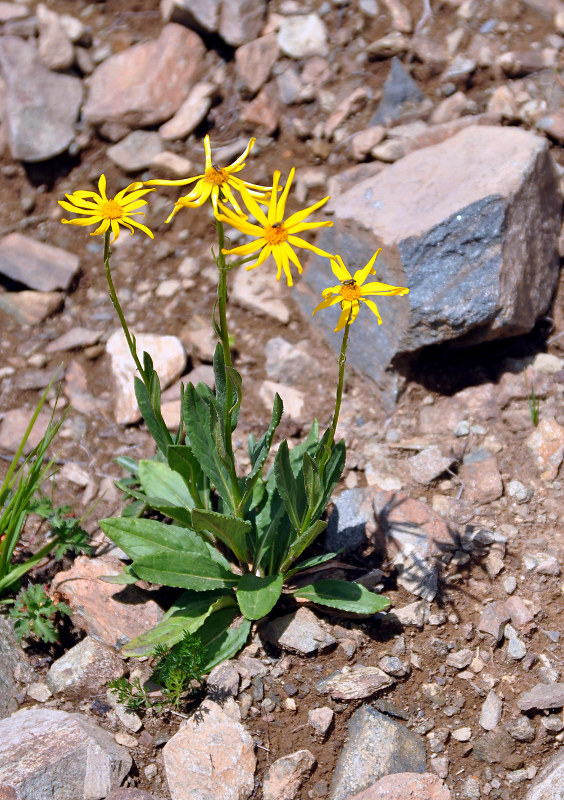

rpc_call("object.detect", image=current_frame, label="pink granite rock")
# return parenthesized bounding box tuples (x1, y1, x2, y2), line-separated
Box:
(347, 772, 451, 800)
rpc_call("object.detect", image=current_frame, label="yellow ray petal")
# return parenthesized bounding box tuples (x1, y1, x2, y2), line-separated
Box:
(284, 194, 330, 228)
(312, 294, 343, 315)
(267, 171, 281, 225)
(275, 167, 294, 224)
(354, 249, 382, 285)
(287, 236, 334, 259)
(227, 137, 255, 170)
(61, 215, 105, 227)
(335, 303, 352, 332)
(360, 282, 409, 296)
(204, 135, 212, 170)
(288, 220, 332, 235)
(223, 239, 266, 256)
(98, 174, 108, 201)
(330, 255, 351, 281)
(239, 185, 269, 226)
(360, 297, 383, 324)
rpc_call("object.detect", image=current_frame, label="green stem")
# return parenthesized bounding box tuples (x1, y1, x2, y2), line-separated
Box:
(103, 231, 146, 383)
(319, 314, 351, 475)
(215, 220, 240, 507)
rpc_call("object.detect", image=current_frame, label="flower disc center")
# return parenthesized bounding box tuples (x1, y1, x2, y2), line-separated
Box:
(100, 199, 124, 220)
(205, 166, 228, 185)
(339, 282, 361, 301)
(264, 223, 288, 245)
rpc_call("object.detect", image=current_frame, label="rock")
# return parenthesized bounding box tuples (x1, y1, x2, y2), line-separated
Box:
(316, 666, 395, 701)
(218, 0, 266, 47)
(51, 556, 164, 650)
(371, 57, 424, 125)
(149, 151, 194, 179)
(367, 32, 410, 59)
(351, 126, 386, 160)
(381, 0, 412, 32)
(0, 4, 29, 22)
(325, 488, 375, 555)
(261, 608, 336, 654)
(0, 617, 34, 720)
(459, 449, 503, 504)
(329, 706, 426, 800)
(46, 636, 126, 699)
(308, 707, 334, 738)
(37, 3, 74, 71)
(446, 649, 473, 670)
(162, 0, 221, 30)
(473, 729, 522, 769)
(373, 490, 458, 558)
(163, 699, 256, 800)
(517, 682, 564, 712)
(231, 256, 290, 323)
(105, 690, 143, 733)
(407, 446, 454, 485)
(0, 233, 79, 291)
(479, 690, 502, 730)
(346, 773, 452, 800)
(46, 326, 102, 354)
(235, 33, 279, 96)
(106, 329, 187, 425)
(526, 748, 564, 800)
(300, 127, 560, 402)
(0, 36, 82, 161)
(507, 715, 535, 743)
(325, 88, 370, 140)
(240, 83, 280, 134)
(160, 82, 216, 140)
(106, 791, 162, 800)
(277, 13, 328, 59)
(27, 682, 51, 702)
(378, 656, 410, 677)
(64, 359, 106, 416)
(507, 479, 532, 503)
(259, 380, 304, 420)
(263, 749, 316, 800)
(394, 549, 439, 602)
(264, 336, 322, 385)
(504, 596, 534, 629)
(83, 24, 205, 129)
(477, 601, 510, 641)
(0, 290, 63, 325)
(107, 131, 164, 173)
(207, 661, 240, 699)
(0, 708, 131, 799)
(451, 726, 472, 742)
(527, 418, 564, 480)
(0, 407, 53, 454)
(430, 91, 474, 125)
(390, 599, 427, 628)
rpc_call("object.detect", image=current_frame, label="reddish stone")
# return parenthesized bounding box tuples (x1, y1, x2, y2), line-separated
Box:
(235, 33, 279, 96)
(83, 24, 205, 128)
(240, 83, 280, 134)
(459, 454, 503, 504)
(373, 490, 458, 557)
(527, 418, 564, 480)
(52, 556, 163, 650)
(347, 772, 452, 799)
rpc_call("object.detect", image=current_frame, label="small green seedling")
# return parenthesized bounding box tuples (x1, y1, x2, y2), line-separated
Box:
(9, 583, 71, 643)
(524, 369, 540, 426)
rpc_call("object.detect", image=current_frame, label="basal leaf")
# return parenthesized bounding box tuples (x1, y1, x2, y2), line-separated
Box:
(285, 551, 341, 580)
(134, 376, 171, 456)
(280, 519, 327, 574)
(132, 549, 239, 591)
(138, 460, 195, 510)
(199, 609, 252, 673)
(241, 393, 283, 508)
(99, 517, 193, 560)
(236, 573, 284, 621)
(191, 508, 250, 564)
(120, 590, 235, 657)
(292, 580, 391, 614)
(273, 440, 301, 532)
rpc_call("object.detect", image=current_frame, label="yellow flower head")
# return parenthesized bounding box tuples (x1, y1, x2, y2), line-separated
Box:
(145, 135, 271, 220)
(313, 250, 409, 332)
(59, 174, 154, 243)
(218, 168, 334, 287)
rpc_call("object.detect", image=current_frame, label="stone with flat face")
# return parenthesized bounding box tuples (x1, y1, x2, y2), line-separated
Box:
(0, 233, 79, 291)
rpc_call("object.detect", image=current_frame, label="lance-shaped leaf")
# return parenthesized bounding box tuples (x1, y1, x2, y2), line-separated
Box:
(99, 517, 196, 561)
(132, 547, 238, 591)
(236, 573, 284, 621)
(292, 580, 391, 614)
(274, 440, 301, 532)
(191, 508, 250, 564)
(285, 551, 341, 580)
(134, 375, 171, 457)
(120, 590, 235, 657)
(199, 608, 252, 673)
(279, 519, 326, 575)
(241, 393, 283, 509)
(112, 485, 193, 528)
(183, 384, 237, 510)
(138, 460, 195, 510)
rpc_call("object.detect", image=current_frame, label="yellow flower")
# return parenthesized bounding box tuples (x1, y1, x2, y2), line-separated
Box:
(59, 174, 154, 243)
(313, 251, 409, 332)
(217, 168, 334, 286)
(145, 135, 271, 220)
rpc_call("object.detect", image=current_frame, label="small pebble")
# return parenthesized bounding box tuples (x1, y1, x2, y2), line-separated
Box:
(504, 576, 517, 594)
(452, 726, 472, 741)
(115, 731, 138, 748)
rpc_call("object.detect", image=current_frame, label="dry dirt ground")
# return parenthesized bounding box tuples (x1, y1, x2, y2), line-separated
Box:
(4, 1, 564, 799)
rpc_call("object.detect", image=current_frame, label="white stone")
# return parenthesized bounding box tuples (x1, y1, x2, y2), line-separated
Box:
(106, 330, 187, 424)
(277, 13, 328, 58)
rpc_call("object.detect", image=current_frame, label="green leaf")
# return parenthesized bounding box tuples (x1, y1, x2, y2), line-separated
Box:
(134, 376, 172, 456)
(191, 508, 250, 564)
(225, 365, 242, 426)
(138, 460, 195, 510)
(292, 580, 391, 614)
(285, 551, 341, 580)
(280, 520, 327, 574)
(112, 486, 193, 528)
(132, 549, 239, 591)
(242, 393, 283, 505)
(313, 439, 346, 520)
(303, 452, 321, 513)
(99, 517, 195, 560)
(199, 609, 252, 672)
(183, 384, 236, 511)
(213, 343, 227, 416)
(167, 444, 209, 509)
(273, 440, 301, 532)
(236, 573, 283, 620)
(121, 590, 235, 657)
(100, 564, 140, 585)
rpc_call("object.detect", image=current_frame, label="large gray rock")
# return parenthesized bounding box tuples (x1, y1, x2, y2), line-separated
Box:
(0, 233, 80, 292)
(300, 126, 561, 404)
(0, 708, 131, 799)
(526, 748, 564, 800)
(46, 636, 126, 699)
(0, 36, 82, 161)
(329, 706, 426, 800)
(0, 617, 34, 720)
